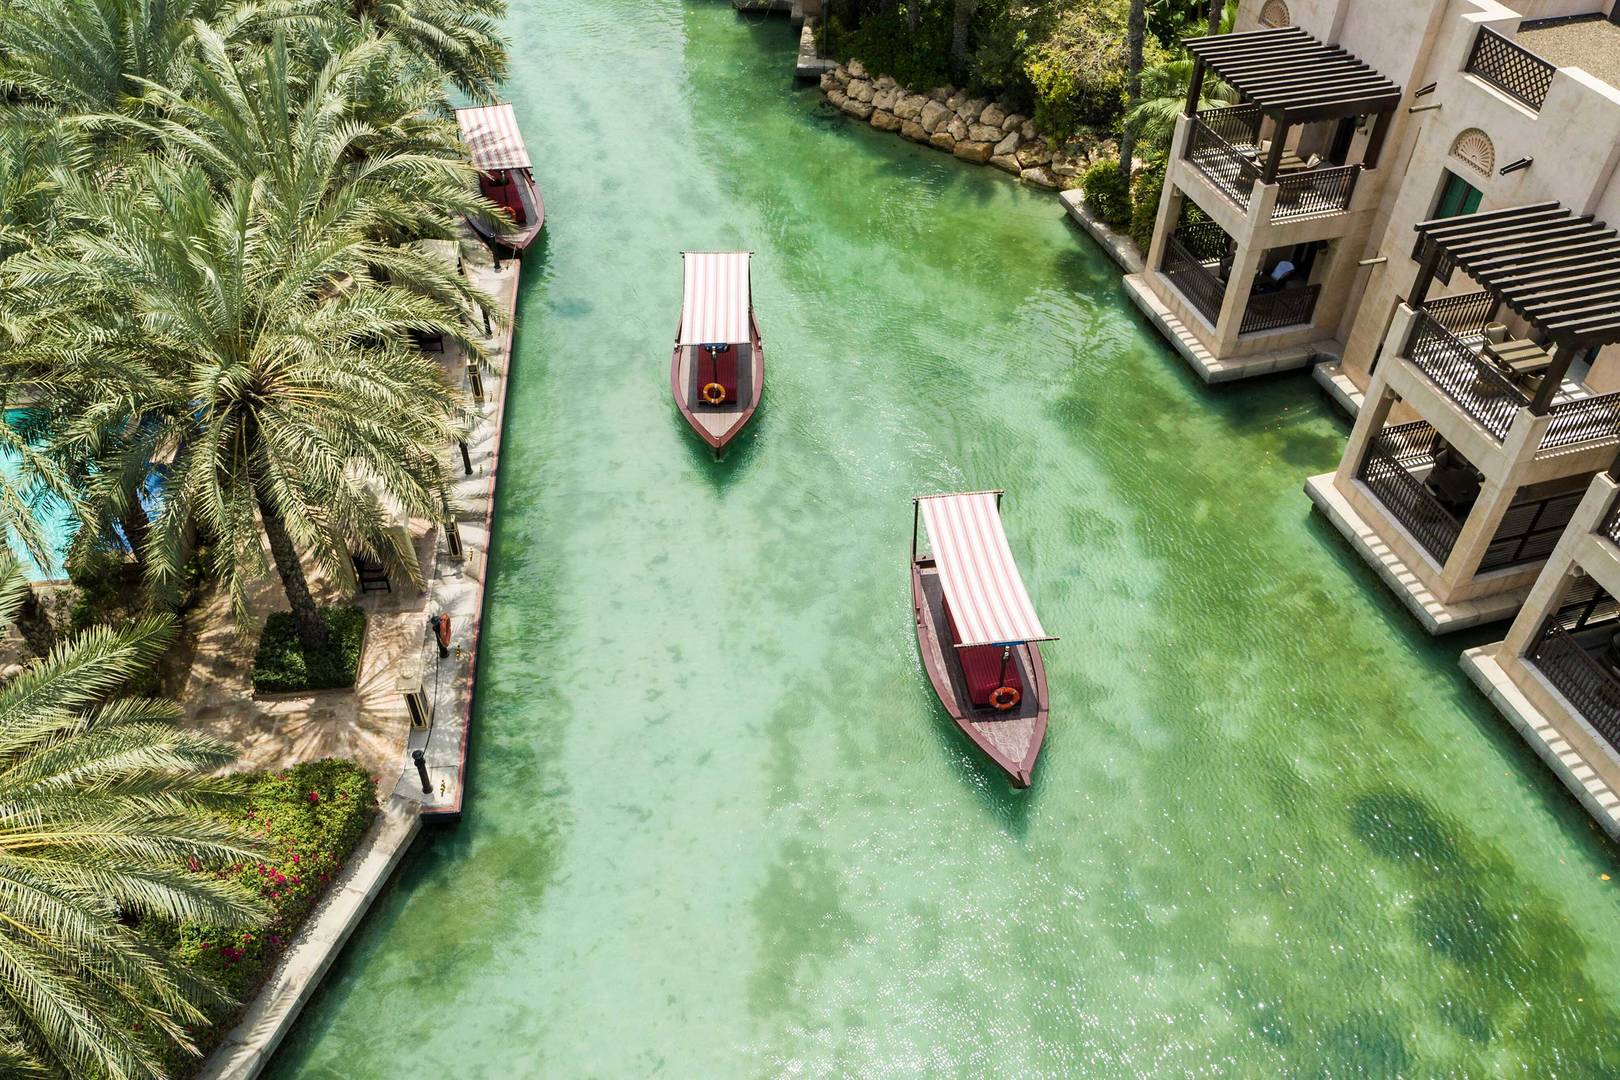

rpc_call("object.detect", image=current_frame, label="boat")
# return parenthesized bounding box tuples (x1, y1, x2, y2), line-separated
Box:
(671, 251, 764, 452)
(455, 102, 544, 253)
(910, 491, 1056, 787)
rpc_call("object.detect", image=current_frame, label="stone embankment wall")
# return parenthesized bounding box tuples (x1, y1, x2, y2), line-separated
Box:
(819, 61, 1111, 191)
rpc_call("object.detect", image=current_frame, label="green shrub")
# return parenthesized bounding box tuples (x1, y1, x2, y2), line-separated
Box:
(1129, 157, 1167, 253)
(145, 760, 379, 1075)
(1081, 160, 1131, 227)
(251, 606, 366, 693)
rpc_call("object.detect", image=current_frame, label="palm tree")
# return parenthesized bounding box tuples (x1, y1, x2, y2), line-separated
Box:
(282, 0, 510, 101)
(951, 0, 978, 69)
(1122, 56, 1234, 153)
(1119, 0, 1146, 185)
(0, 554, 265, 1079)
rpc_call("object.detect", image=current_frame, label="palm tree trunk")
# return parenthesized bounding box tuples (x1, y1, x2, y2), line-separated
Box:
(950, 0, 977, 67)
(1119, 0, 1146, 186)
(907, 0, 919, 34)
(257, 495, 328, 654)
(15, 586, 53, 657)
(1208, 0, 1222, 35)
(121, 491, 150, 573)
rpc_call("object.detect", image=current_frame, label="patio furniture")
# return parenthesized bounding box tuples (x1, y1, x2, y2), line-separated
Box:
(1484, 336, 1553, 381)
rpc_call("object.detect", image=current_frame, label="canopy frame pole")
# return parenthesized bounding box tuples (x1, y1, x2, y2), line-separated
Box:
(911, 499, 920, 562)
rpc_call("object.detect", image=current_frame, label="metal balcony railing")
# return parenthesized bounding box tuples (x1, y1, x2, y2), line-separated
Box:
(1272, 165, 1361, 221)
(1466, 27, 1556, 111)
(1185, 106, 1262, 208)
(1357, 424, 1463, 564)
(1528, 622, 1620, 751)
(1241, 284, 1321, 334)
(1542, 393, 1620, 452)
(1404, 311, 1527, 441)
(1161, 231, 1227, 328)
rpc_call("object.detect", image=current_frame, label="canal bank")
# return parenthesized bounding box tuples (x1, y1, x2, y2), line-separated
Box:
(265, 2, 1620, 1075)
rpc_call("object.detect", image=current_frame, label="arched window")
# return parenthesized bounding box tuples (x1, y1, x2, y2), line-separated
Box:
(1259, 0, 1292, 28)
(1450, 128, 1495, 177)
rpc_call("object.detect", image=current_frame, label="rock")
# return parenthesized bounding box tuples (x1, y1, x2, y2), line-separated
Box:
(820, 71, 836, 92)
(953, 140, 993, 164)
(946, 90, 966, 111)
(929, 86, 951, 102)
(833, 66, 852, 87)
(1016, 139, 1050, 168)
(848, 59, 867, 79)
(968, 123, 1001, 143)
(990, 153, 1022, 174)
(870, 109, 901, 133)
(1019, 119, 1036, 140)
(875, 74, 897, 90)
(840, 97, 874, 121)
(1003, 112, 1027, 133)
(900, 119, 928, 143)
(894, 93, 926, 121)
(1050, 155, 1081, 178)
(872, 86, 898, 111)
(993, 131, 1021, 157)
(929, 130, 956, 153)
(958, 98, 987, 123)
(980, 103, 1006, 129)
(919, 100, 951, 133)
(946, 116, 969, 142)
(1020, 166, 1059, 189)
(826, 88, 848, 109)
(848, 79, 874, 103)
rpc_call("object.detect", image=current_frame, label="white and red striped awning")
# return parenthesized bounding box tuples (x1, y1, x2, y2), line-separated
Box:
(455, 103, 531, 172)
(919, 492, 1053, 647)
(679, 252, 752, 346)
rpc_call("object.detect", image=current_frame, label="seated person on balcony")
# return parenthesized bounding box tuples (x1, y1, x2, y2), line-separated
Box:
(1425, 447, 1481, 515)
(1253, 260, 1295, 294)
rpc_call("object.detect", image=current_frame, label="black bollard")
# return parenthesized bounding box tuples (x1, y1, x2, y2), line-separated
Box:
(459, 440, 473, 475)
(412, 749, 431, 795)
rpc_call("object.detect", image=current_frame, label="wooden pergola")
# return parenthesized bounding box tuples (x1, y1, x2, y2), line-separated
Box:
(1184, 26, 1403, 181)
(1413, 202, 1620, 411)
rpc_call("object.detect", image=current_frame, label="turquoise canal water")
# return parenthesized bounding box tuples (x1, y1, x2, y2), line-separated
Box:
(266, 3, 1620, 1075)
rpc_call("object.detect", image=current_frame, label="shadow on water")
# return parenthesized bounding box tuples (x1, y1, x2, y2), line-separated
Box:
(675, 398, 767, 488)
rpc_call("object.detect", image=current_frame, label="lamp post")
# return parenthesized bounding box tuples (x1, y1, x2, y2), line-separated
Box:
(412, 749, 431, 795)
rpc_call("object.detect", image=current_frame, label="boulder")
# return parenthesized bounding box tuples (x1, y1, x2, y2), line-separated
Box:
(1003, 112, 1027, 133)
(958, 98, 987, 123)
(979, 103, 1007, 129)
(929, 130, 956, 153)
(919, 100, 951, 133)
(870, 109, 901, 133)
(833, 66, 851, 87)
(990, 154, 1022, 174)
(820, 71, 836, 92)
(1016, 139, 1050, 168)
(872, 86, 898, 112)
(894, 93, 926, 121)
(1020, 166, 1059, 189)
(1019, 119, 1036, 140)
(875, 74, 897, 91)
(900, 119, 929, 143)
(946, 116, 969, 142)
(826, 88, 848, 109)
(968, 123, 1001, 143)
(1050, 155, 1081, 178)
(993, 131, 1021, 157)
(840, 98, 874, 121)
(953, 140, 993, 164)
(848, 59, 867, 79)
(848, 79, 874, 103)
(929, 86, 951, 102)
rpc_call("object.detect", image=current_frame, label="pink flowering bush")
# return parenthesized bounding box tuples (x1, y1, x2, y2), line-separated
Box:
(148, 759, 378, 1073)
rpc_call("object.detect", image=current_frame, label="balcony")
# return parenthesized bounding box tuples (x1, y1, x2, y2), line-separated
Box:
(1160, 220, 1322, 335)
(1356, 421, 1463, 564)
(1465, 27, 1556, 110)
(1528, 618, 1620, 752)
(1602, 492, 1620, 548)
(1184, 107, 1363, 222)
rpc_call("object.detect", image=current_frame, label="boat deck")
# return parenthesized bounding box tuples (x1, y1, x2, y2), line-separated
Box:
(917, 563, 1040, 764)
(676, 343, 757, 440)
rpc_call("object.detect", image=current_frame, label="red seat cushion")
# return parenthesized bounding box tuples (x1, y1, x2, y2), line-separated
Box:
(479, 173, 526, 225)
(696, 345, 739, 402)
(942, 599, 1023, 707)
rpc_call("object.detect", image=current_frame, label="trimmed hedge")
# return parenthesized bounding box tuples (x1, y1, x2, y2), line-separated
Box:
(148, 760, 380, 1077)
(1081, 160, 1131, 228)
(251, 606, 366, 693)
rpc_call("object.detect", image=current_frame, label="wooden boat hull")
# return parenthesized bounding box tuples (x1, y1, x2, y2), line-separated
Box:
(470, 168, 544, 253)
(911, 556, 1048, 787)
(670, 314, 764, 451)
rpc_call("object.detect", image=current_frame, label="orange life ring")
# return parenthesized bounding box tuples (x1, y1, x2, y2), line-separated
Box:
(990, 685, 1020, 712)
(701, 381, 726, 405)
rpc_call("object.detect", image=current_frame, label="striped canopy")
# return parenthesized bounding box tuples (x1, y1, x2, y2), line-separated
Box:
(679, 252, 752, 347)
(455, 103, 531, 172)
(919, 492, 1053, 648)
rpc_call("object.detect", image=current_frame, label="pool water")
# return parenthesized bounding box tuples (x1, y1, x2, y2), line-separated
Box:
(264, 2, 1620, 1075)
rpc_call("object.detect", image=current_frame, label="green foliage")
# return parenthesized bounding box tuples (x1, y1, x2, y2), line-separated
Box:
(824, 5, 954, 91)
(251, 607, 367, 693)
(1129, 157, 1167, 253)
(1081, 159, 1131, 227)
